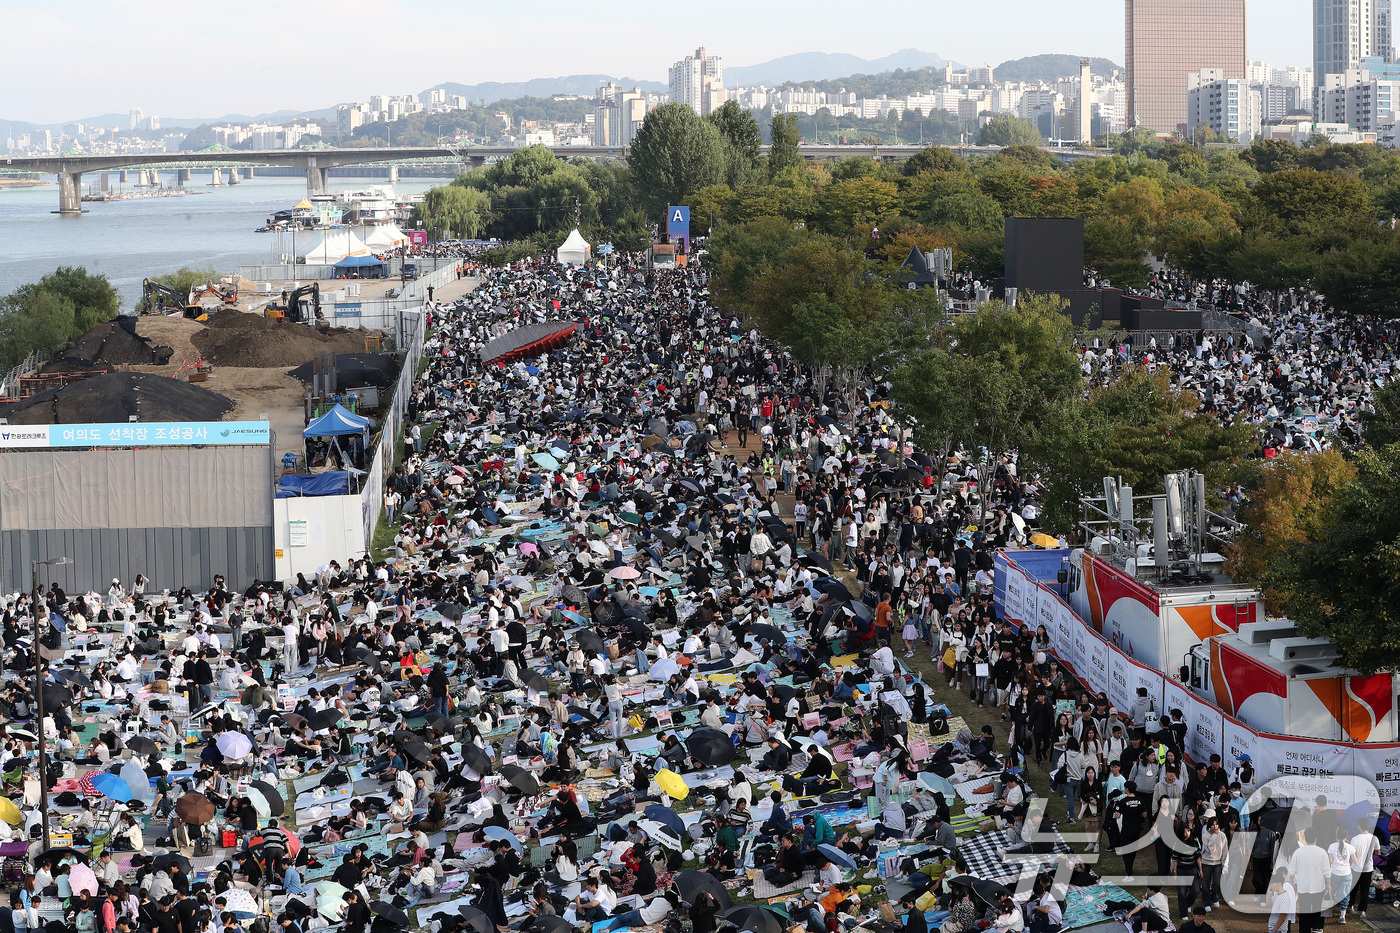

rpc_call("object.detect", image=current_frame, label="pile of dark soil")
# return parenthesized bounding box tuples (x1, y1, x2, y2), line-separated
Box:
(192, 312, 374, 368)
(286, 353, 401, 389)
(0, 372, 234, 424)
(39, 318, 174, 374)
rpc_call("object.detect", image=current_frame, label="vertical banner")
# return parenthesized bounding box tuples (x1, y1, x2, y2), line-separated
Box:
(1004, 567, 1026, 624)
(1085, 631, 1112, 697)
(666, 205, 691, 252)
(1351, 744, 1400, 811)
(1108, 650, 1135, 715)
(1022, 584, 1040, 635)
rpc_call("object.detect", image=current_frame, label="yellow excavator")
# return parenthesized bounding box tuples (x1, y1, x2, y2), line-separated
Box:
(265, 283, 321, 324)
(141, 279, 209, 320)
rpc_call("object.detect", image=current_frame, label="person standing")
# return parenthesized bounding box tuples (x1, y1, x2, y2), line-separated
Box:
(1199, 818, 1228, 911)
(1325, 828, 1355, 924)
(1349, 822, 1377, 919)
(1288, 828, 1330, 933)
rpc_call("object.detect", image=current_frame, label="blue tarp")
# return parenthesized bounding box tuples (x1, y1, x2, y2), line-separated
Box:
(993, 548, 1072, 621)
(276, 471, 351, 497)
(303, 403, 370, 437)
(333, 255, 386, 268)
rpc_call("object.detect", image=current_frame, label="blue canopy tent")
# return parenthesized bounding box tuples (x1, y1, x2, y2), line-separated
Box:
(303, 404, 371, 492)
(333, 254, 388, 279)
(277, 471, 352, 497)
(304, 404, 370, 438)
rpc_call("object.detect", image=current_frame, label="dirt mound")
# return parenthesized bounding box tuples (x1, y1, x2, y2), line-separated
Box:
(191, 311, 375, 368)
(286, 353, 401, 389)
(0, 371, 234, 425)
(40, 319, 174, 373)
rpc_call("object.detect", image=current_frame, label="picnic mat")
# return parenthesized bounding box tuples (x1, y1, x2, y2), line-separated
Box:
(958, 829, 1070, 883)
(1063, 883, 1137, 929)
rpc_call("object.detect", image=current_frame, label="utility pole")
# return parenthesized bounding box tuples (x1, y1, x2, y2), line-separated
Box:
(31, 555, 69, 851)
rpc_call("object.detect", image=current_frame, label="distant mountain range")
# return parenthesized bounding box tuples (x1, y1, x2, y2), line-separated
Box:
(425, 75, 668, 104)
(3, 50, 1123, 134)
(993, 54, 1122, 84)
(725, 49, 958, 88)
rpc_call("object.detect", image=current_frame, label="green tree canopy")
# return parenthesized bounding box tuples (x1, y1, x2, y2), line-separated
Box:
(706, 101, 762, 188)
(413, 184, 493, 240)
(627, 103, 728, 216)
(977, 114, 1044, 148)
(768, 114, 803, 178)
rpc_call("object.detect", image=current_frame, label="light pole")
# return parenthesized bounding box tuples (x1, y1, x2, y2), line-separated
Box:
(31, 555, 70, 850)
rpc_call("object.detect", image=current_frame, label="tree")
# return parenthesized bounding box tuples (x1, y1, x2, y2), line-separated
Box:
(136, 266, 219, 312)
(1314, 235, 1400, 316)
(414, 184, 493, 240)
(902, 146, 963, 177)
(1224, 450, 1356, 616)
(707, 101, 762, 188)
(977, 114, 1044, 147)
(892, 295, 1081, 496)
(1360, 377, 1400, 447)
(608, 209, 652, 253)
(627, 103, 727, 215)
(814, 176, 901, 235)
(0, 287, 77, 369)
(1264, 445, 1400, 673)
(1026, 368, 1258, 530)
(35, 266, 121, 331)
(768, 114, 803, 178)
(1241, 138, 1300, 174)
(1250, 168, 1374, 236)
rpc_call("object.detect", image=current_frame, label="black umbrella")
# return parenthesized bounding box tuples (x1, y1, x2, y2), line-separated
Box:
(42, 685, 72, 713)
(846, 601, 873, 622)
(970, 879, 1012, 907)
(674, 869, 732, 910)
(575, 630, 604, 654)
(530, 917, 573, 933)
(724, 907, 784, 933)
(895, 467, 924, 485)
(622, 614, 651, 637)
(812, 577, 851, 600)
(277, 712, 308, 731)
(435, 602, 464, 621)
(561, 585, 586, 607)
(1257, 807, 1298, 833)
(686, 727, 736, 767)
(250, 780, 285, 816)
(458, 906, 495, 933)
(40, 847, 89, 866)
(426, 713, 451, 734)
(350, 644, 383, 672)
(799, 551, 832, 572)
(126, 736, 159, 758)
(461, 744, 493, 776)
(771, 684, 800, 703)
(521, 670, 549, 692)
(309, 709, 342, 731)
(52, 669, 92, 688)
(152, 852, 192, 873)
(745, 623, 785, 645)
(499, 764, 540, 795)
(402, 740, 433, 765)
(371, 901, 410, 929)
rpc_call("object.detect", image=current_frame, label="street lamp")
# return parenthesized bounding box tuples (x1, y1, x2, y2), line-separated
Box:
(31, 555, 70, 850)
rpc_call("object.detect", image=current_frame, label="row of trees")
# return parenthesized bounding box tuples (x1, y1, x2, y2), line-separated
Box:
(0, 266, 121, 369)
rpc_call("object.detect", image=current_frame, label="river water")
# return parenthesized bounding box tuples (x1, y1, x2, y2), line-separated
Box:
(0, 175, 453, 309)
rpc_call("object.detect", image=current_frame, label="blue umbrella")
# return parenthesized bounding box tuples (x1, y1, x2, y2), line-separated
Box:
(532, 452, 560, 470)
(92, 771, 133, 802)
(483, 824, 523, 853)
(525, 366, 540, 375)
(561, 609, 585, 624)
(817, 844, 857, 871)
(644, 804, 685, 836)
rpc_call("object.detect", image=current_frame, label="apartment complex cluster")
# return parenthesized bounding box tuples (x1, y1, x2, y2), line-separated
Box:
(1127, 0, 1399, 146)
(3, 117, 184, 156)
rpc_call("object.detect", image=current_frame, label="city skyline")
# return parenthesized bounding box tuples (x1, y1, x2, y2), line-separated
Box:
(3, 0, 1317, 124)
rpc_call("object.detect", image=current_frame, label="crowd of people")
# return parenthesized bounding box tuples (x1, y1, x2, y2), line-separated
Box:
(0, 247, 1392, 933)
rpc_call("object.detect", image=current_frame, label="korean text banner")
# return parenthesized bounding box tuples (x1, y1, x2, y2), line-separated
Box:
(0, 422, 271, 449)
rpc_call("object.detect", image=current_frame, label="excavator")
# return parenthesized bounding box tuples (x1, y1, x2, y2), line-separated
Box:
(190, 279, 238, 306)
(141, 279, 209, 320)
(265, 283, 322, 325)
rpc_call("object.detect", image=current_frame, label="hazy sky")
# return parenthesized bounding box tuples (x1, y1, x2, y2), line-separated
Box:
(4, 0, 1313, 123)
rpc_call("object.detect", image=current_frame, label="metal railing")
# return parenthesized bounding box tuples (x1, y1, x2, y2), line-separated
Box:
(0, 348, 50, 399)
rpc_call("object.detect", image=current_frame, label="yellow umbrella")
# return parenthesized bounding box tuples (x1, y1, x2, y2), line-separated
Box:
(1029, 533, 1059, 548)
(655, 769, 690, 801)
(0, 797, 21, 825)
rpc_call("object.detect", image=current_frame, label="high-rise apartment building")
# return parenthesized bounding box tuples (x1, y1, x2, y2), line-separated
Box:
(128, 108, 144, 131)
(1315, 0, 1394, 88)
(1187, 68, 1262, 142)
(1125, 0, 1246, 133)
(669, 46, 723, 115)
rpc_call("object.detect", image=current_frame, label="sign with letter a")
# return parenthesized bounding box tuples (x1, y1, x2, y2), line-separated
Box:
(667, 205, 691, 252)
